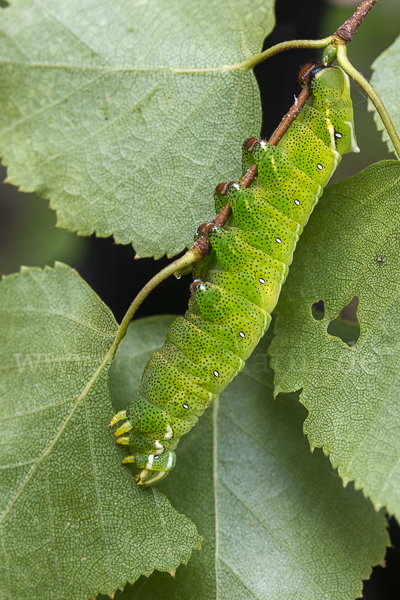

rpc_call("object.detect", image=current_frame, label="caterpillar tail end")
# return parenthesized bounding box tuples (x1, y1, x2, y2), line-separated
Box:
(136, 469, 169, 487)
(134, 451, 177, 486)
(121, 456, 170, 486)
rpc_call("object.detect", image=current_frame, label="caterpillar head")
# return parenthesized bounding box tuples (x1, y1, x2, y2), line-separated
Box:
(299, 63, 359, 155)
(299, 62, 325, 86)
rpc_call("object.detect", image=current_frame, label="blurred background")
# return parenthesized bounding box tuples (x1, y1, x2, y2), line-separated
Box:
(1, 1, 399, 597)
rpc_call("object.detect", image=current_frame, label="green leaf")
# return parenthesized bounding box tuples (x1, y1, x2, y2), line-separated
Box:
(0, 264, 201, 600)
(0, 0, 274, 259)
(108, 316, 388, 600)
(270, 160, 400, 516)
(370, 34, 400, 155)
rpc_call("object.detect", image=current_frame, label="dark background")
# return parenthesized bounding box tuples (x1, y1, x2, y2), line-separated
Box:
(1, 0, 399, 597)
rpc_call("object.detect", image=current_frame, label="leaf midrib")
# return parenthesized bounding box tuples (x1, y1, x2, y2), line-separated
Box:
(0, 344, 114, 525)
(0, 59, 251, 74)
(0, 306, 117, 337)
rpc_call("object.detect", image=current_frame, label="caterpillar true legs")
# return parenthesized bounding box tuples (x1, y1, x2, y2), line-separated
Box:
(111, 64, 359, 486)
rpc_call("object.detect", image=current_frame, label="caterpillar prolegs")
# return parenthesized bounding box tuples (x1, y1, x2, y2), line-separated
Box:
(110, 64, 359, 486)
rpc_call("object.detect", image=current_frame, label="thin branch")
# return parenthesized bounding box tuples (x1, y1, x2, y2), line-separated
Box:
(193, 0, 382, 256)
(244, 1, 378, 70)
(268, 87, 311, 146)
(335, 0, 378, 43)
(194, 86, 311, 256)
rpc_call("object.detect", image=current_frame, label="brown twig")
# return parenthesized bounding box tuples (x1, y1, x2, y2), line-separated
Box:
(335, 0, 378, 43)
(190, 0, 379, 259)
(194, 86, 311, 256)
(268, 86, 311, 146)
(193, 0, 379, 258)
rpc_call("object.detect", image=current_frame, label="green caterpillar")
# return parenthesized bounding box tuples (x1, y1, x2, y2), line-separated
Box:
(110, 63, 359, 486)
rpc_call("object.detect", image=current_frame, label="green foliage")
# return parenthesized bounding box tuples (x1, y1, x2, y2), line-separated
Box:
(107, 318, 388, 600)
(0, 264, 201, 600)
(0, 0, 274, 258)
(371, 34, 400, 155)
(0, 0, 399, 598)
(271, 161, 400, 516)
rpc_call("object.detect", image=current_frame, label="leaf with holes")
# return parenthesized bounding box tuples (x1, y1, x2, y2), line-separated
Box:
(0, 263, 201, 600)
(370, 34, 400, 155)
(0, 0, 274, 258)
(270, 160, 400, 517)
(107, 316, 388, 600)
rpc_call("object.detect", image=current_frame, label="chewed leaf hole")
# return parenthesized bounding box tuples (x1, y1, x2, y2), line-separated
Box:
(327, 296, 360, 347)
(312, 300, 325, 321)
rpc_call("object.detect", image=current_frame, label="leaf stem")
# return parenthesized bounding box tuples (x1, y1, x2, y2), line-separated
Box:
(241, 0, 378, 70)
(336, 44, 400, 158)
(109, 248, 201, 357)
(246, 37, 334, 70)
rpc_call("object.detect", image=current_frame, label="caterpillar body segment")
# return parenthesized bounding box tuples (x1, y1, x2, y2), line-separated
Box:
(111, 65, 358, 486)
